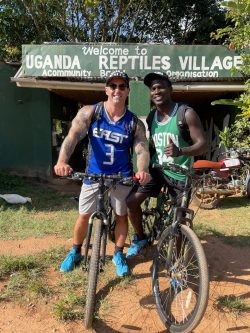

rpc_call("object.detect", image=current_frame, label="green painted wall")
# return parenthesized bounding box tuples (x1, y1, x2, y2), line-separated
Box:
(128, 80, 151, 173)
(129, 80, 150, 117)
(0, 62, 52, 178)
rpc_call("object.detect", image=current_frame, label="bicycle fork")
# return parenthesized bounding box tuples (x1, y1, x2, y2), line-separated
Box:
(82, 211, 109, 272)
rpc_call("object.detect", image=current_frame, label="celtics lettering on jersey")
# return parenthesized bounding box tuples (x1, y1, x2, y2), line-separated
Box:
(151, 103, 193, 181)
(152, 132, 180, 165)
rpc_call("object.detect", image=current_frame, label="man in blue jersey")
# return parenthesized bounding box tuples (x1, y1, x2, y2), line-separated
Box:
(54, 71, 151, 277)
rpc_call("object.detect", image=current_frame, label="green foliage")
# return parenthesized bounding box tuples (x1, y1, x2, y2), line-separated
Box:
(231, 115, 250, 147)
(0, 0, 227, 61)
(238, 80, 250, 117)
(218, 126, 232, 149)
(132, 0, 227, 44)
(218, 117, 250, 149)
(211, 0, 250, 117)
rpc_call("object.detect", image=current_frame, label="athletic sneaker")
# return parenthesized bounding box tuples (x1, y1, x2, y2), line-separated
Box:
(112, 252, 129, 277)
(126, 237, 148, 258)
(60, 248, 82, 272)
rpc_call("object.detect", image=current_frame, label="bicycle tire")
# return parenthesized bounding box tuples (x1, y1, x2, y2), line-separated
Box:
(153, 224, 209, 333)
(84, 218, 103, 329)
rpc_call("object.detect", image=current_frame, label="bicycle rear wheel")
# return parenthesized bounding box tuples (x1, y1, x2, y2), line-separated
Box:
(84, 218, 103, 329)
(153, 224, 209, 333)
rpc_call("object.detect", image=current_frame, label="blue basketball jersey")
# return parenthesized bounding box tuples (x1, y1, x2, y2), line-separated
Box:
(86, 103, 136, 176)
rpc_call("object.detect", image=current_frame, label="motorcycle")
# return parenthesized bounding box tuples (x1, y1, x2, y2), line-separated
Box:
(192, 148, 250, 209)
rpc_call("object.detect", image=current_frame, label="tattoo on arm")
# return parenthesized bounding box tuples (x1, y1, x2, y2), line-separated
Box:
(57, 106, 94, 163)
(134, 119, 150, 172)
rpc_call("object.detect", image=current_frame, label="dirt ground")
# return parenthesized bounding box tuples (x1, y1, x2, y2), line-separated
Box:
(0, 233, 249, 333)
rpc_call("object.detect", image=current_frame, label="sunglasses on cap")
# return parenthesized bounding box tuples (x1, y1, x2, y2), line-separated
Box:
(107, 83, 128, 91)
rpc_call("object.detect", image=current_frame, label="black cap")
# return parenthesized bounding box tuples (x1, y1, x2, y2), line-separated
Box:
(144, 72, 172, 88)
(106, 70, 130, 86)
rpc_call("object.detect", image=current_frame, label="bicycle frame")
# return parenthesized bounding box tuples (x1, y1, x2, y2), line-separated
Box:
(70, 171, 133, 272)
(151, 163, 194, 236)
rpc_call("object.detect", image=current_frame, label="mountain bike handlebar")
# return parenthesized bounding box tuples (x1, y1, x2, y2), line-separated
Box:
(152, 163, 191, 178)
(152, 163, 193, 190)
(68, 171, 136, 186)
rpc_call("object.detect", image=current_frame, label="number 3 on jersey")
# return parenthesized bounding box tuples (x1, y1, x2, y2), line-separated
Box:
(103, 144, 114, 165)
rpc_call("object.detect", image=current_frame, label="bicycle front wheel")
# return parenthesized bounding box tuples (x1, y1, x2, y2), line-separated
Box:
(84, 218, 103, 329)
(153, 224, 209, 333)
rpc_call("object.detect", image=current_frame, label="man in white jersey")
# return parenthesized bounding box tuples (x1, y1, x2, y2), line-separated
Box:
(126, 72, 207, 257)
(54, 71, 151, 276)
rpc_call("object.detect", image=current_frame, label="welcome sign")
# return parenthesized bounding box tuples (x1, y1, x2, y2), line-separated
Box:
(22, 44, 244, 79)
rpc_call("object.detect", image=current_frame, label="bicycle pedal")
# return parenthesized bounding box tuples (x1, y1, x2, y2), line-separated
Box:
(99, 263, 104, 272)
(82, 264, 89, 272)
(139, 247, 148, 257)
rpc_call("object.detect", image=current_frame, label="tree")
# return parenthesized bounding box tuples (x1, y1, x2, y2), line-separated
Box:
(211, 0, 250, 148)
(130, 0, 226, 44)
(211, 0, 250, 116)
(0, 0, 226, 61)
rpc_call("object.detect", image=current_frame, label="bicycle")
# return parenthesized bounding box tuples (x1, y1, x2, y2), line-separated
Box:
(69, 171, 133, 329)
(141, 163, 209, 333)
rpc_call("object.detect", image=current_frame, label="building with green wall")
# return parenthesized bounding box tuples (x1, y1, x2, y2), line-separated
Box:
(0, 62, 52, 178)
(0, 44, 247, 179)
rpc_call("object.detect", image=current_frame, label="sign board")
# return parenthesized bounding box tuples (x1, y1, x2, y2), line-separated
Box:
(22, 44, 244, 79)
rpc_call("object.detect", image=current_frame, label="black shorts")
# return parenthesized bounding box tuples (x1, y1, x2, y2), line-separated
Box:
(133, 166, 187, 204)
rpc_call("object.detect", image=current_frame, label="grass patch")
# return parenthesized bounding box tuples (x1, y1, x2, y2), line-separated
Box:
(0, 254, 43, 278)
(59, 267, 87, 291)
(0, 268, 54, 302)
(0, 246, 66, 279)
(0, 247, 66, 302)
(215, 294, 249, 316)
(114, 274, 136, 288)
(0, 173, 25, 191)
(0, 202, 77, 240)
(0, 172, 75, 210)
(53, 293, 85, 320)
(39, 246, 66, 268)
(193, 196, 250, 247)
(1, 172, 250, 326)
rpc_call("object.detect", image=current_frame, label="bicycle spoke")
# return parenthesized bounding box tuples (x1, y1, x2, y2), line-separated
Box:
(153, 225, 209, 332)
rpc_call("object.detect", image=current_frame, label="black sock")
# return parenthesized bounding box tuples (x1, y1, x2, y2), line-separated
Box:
(114, 246, 124, 254)
(73, 244, 82, 254)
